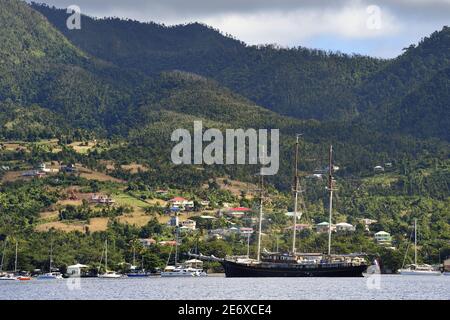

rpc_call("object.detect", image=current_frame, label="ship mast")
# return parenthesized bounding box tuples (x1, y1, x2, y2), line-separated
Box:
(414, 218, 417, 265)
(326, 145, 336, 256)
(50, 239, 53, 272)
(105, 239, 108, 271)
(292, 134, 301, 254)
(256, 172, 264, 262)
(175, 227, 179, 267)
(14, 241, 18, 273)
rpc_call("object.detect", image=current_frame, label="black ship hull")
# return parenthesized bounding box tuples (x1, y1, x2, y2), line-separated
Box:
(221, 260, 367, 277)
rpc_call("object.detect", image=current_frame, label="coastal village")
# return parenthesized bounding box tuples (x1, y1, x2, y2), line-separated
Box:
(0, 139, 448, 278)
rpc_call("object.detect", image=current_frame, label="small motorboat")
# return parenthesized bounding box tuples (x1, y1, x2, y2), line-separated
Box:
(98, 271, 122, 279)
(0, 273, 17, 281)
(126, 270, 150, 278)
(161, 266, 207, 277)
(37, 272, 64, 280)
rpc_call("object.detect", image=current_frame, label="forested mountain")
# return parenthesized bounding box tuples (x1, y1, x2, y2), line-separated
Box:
(1, 0, 295, 140)
(30, 2, 385, 122)
(31, 2, 450, 143)
(358, 27, 450, 140)
(0, 0, 447, 180)
(0, 0, 158, 135)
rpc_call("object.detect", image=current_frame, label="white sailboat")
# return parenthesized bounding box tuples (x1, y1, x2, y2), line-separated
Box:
(398, 219, 441, 276)
(37, 241, 63, 280)
(98, 240, 122, 278)
(0, 239, 15, 280)
(13, 241, 31, 281)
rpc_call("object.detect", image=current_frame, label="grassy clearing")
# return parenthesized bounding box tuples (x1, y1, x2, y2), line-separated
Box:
(35, 217, 110, 233)
(68, 141, 98, 154)
(35, 221, 86, 233)
(113, 193, 149, 209)
(0, 171, 27, 183)
(120, 163, 149, 173)
(213, 177, 257, 199)
(78, 166, 125, 183)
(118, 212, 152, 227)
(362, 173, 400, 186)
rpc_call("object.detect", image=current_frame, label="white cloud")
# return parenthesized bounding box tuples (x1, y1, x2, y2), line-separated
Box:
(202, 5, 402, 46)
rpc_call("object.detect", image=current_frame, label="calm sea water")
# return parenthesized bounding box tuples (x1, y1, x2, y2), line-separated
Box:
(1, 275, 449, 300)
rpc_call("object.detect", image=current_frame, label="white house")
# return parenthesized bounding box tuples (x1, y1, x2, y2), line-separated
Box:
(181, 219, 196, 231)
(374, 165, 385, 172)
(335, 222, 356, 232)
(374, 231, 392, 245)
(316, 222, 336, 233)
(139, 238, 156, 247)
(91, 194, 115, 205)
(168, 197, 194, 210)
(284, 212, 302, 218)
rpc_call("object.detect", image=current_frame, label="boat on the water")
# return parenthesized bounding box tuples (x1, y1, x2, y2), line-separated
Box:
(37, 240, 63, 280)
(98, 271, 122, 278)
(126, 245, 151, 277)
(398, 264, 441, 276)
(398, 219, 441, 276)
(0, 272, 17, 280)
(37, 272, 63, 280)
(97, 240, 122, 279)
(126, 271, 150, 277)
(161, 228, 207, 277)
(161, 259, 208, 277)
(191, 143, 368, 277)
(0, 241, 33, 281)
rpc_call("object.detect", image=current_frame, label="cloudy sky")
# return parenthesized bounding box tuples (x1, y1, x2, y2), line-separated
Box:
(33, 0, 450, 58)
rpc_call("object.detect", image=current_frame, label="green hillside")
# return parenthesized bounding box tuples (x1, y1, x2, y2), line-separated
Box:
(0, 0, 448, 272)
(31, 2, 385, 122)
(32, 3, 450, 143)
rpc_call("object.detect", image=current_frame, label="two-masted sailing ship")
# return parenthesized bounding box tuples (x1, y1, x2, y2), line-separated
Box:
(191, 138, 368, 277)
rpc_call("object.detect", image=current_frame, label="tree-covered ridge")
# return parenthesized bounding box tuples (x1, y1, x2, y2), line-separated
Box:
(30, 2, 385, 122)
(0, 0, 156, 135)
(31, 2, 450, 143)
(357, 26, 450, 141)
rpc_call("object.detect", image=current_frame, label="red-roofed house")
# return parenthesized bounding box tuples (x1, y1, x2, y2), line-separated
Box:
(159, 240, 177, 247)
(223, 207, 251, 218)
(239, 227, 254, 235)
